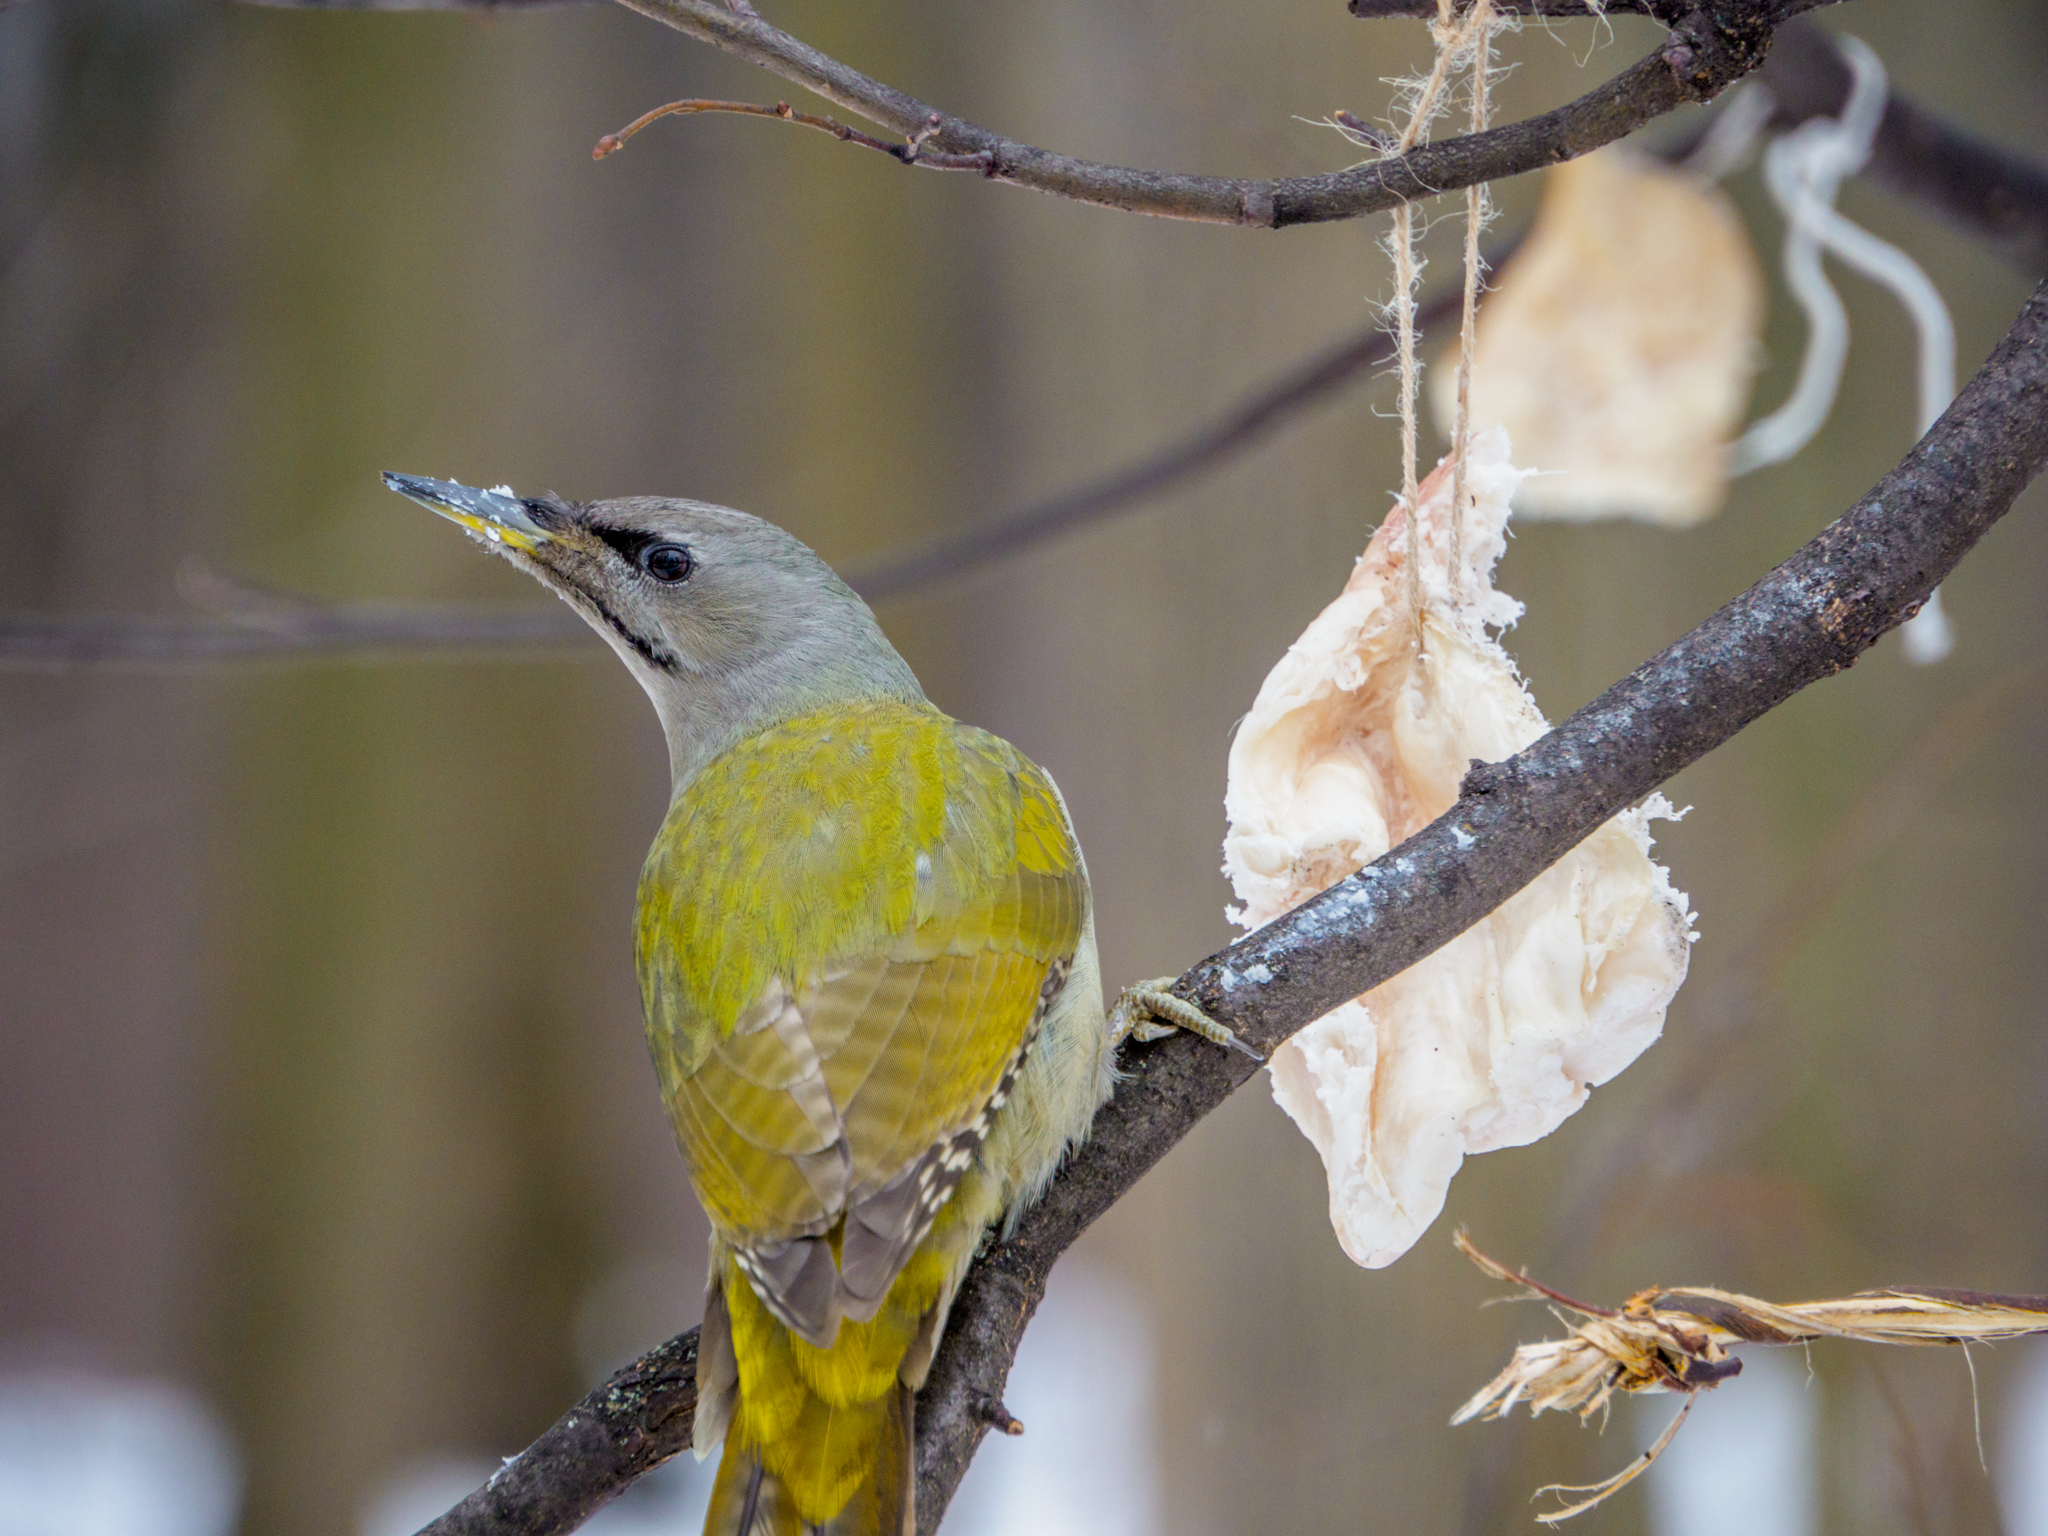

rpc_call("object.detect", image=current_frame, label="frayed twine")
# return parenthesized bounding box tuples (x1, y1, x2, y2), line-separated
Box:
(1450, 1229, 2048, 1523)
(1373, 0, 1508, 652)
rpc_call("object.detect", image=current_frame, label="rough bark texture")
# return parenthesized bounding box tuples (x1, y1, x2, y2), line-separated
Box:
(423, 1332, 699, 1536)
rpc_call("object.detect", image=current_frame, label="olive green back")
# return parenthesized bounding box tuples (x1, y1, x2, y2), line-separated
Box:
(635, 699, 1086, 1250)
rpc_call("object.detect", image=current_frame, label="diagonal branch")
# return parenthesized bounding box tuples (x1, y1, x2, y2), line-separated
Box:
(847, 279, 1470, 600)
(604, 0, 1824, 226)
(419, 281, 2048, 1536)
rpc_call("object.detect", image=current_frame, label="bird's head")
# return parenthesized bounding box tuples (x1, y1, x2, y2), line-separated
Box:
(384, 473, 923, 789)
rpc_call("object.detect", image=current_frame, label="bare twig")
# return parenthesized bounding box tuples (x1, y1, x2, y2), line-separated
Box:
(600, 0, 1822, 226)
(418, 283, 2048, 1536)
(590, 98, 989, 171)
(1352, 1, 1667, 15)
(593, 98, 903, 162)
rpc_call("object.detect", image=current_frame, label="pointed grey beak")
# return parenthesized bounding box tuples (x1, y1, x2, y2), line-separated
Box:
(383, 472, 552, 551)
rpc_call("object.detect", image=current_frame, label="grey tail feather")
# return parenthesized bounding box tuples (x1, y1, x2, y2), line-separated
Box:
(738, 1460, 765, 1536)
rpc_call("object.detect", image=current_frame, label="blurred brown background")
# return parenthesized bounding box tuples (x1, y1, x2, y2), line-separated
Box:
(3, 1, 2047, 1533)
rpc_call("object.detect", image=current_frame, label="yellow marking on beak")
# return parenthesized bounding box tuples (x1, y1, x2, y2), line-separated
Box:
(438, 507, 544, 552)
(383, 473, 554, 551)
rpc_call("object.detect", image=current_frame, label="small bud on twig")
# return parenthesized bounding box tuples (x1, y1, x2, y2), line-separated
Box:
(977, 1400, 1025, 1436)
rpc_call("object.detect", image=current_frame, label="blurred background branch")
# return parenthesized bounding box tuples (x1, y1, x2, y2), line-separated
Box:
(418, 282, 2048, 1536)
(0, 564, 590, 670)
(4, 19, 2040, 668)
(1757, 21, 2048, 271)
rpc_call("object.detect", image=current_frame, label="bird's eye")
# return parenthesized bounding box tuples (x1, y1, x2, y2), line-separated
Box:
(640, 542, 694, 583)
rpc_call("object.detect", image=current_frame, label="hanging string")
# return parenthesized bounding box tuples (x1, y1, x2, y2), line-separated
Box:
(1386, 1, 1460, 646)
(1384, 0, 1496, 647)
(1448, 0, 1498, 595)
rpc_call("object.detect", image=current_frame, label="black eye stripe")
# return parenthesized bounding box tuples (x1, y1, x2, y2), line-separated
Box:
(586, 523, 694, 583)
(589, 523, 659, 563)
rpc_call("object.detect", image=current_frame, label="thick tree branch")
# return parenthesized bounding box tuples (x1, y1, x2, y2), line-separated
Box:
(422, 1332, 699, 1536)
(417, 283, 2048, 1536)
(602, 0, 1818, 226)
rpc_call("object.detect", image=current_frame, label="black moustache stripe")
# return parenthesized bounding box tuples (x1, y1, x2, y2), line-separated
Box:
(582, 592, 679, 674)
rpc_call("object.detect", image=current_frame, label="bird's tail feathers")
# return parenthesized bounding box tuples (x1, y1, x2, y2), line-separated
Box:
(703, 1381, 913, 1536)
(706, 1452, 800, 1536)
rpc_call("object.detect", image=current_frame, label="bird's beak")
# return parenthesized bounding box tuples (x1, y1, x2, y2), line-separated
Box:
(383, 472, 553, 552)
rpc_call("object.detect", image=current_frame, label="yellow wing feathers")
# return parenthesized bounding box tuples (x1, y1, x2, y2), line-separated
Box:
(637, 700, 1083, 1056)
(635, 700, 1089, 1532)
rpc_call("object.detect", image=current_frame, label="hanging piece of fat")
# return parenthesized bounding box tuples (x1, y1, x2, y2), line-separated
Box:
(1222, 427, 1695, 1269)
(1428, 149, 1764, 528)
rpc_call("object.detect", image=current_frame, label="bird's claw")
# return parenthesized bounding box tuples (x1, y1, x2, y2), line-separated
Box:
(1110, 979, 1262, 1061)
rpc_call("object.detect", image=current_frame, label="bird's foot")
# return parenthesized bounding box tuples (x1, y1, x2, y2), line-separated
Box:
(1110, 979, 1262, 1061)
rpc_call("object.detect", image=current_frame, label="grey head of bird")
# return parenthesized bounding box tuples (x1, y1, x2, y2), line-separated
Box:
(384, 473, 924, 789)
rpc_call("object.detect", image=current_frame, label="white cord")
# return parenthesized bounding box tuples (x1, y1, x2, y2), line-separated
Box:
(1728, 37, 1958, 662)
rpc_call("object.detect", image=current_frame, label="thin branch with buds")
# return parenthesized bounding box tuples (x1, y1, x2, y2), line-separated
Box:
(600, 0, 1833, 226)
(592, 100, 989, 171)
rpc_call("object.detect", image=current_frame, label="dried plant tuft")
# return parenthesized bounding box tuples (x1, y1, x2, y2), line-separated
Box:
(1452, 1230, 2048, 1522)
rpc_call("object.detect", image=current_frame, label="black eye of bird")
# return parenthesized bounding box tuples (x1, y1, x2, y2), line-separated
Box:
(640, 542, 694, 583)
